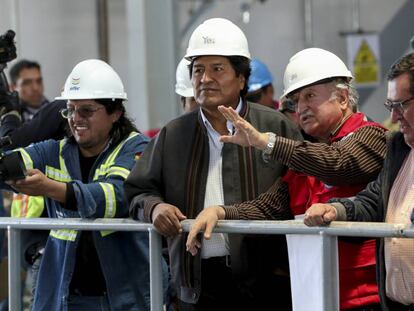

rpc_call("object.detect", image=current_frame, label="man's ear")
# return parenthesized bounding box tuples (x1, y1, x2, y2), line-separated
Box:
(239, 75, 246, 91)
(10, 83, 17, 92)
(337, 88, 349, 110)
(112, 110, 122, 123)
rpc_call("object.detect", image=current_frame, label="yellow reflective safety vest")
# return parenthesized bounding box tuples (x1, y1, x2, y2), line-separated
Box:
(15, 132, 142, 242)
(19, 132, 158, 311)
(11, 194, 45, 218)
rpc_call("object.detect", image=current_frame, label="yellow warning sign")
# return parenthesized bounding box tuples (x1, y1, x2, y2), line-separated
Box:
(346, 33, 381, 87)
(353, 40, 379, 84)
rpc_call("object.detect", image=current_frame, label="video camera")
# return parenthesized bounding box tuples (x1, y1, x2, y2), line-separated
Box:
(0, 30, 26, 181)
(0, 136, 26, 181)
(0, 29, 19, 115)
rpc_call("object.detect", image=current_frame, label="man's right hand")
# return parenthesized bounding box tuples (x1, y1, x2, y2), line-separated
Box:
(186, 205, 225, 256)
(303, 203, 337, 226)
(151, 203, 187, 237)
(218, 105, 268, 150)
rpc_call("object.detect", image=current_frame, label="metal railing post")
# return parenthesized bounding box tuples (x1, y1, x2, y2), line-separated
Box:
(320, 232, 339, 311)
(8, 226, 21, 311)
(149, 228, 163, 311)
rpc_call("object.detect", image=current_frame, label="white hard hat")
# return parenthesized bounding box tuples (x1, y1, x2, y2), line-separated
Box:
(281, 48, 353, 99)
(175, 58, 194, 98)
(56, 59, 127, 101)
(185, 18, 250, 60)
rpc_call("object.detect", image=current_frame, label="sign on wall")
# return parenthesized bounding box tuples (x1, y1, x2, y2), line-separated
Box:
(346, 33, 381, 87)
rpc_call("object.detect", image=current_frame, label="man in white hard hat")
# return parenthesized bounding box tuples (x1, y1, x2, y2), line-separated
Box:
(3, 59, 166, 310)
(305, 52, 414, 311)
(175, 58, 198, 113)
(187, 48, 388, 310)
(126, 18, 301, 310)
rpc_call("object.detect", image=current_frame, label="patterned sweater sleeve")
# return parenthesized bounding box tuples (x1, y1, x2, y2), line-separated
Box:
(270, 125, 387, 186)
(223, 178, 293, 220)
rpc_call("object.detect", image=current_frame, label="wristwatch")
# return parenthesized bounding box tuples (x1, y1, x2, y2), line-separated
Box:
(263, 132, 276, 156)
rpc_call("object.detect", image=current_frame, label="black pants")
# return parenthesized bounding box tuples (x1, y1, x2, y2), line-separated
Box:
(180, 256, 291, 311)
(347, 304, 382, 311)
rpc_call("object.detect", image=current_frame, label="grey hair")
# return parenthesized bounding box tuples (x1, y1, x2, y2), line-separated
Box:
(329, 78, 359, 112)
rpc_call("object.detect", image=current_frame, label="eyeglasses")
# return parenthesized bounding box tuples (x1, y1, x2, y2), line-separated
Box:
(384, 96, 414, 113)
(60, 106, 104, 119)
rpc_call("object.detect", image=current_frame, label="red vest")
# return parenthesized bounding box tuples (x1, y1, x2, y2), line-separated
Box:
(283, 113, 382, 310)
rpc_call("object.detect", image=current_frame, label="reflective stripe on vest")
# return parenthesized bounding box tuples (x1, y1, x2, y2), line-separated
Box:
(50, 133, 138, 240)
(50, 229, 77, 242)
(99, 182, 116, 237)
(11, 150, 44, 219)
(92, 132, 138, 181)
(17, 148, 34, 170)
(45, 140, 72, 182)
(47, 140, 77, 241)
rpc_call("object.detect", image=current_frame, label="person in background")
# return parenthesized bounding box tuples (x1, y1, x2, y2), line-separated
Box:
(279, 98, 299, 127)
(304, 52, 414, 311)
(0, 60, 66, 310)
(246, 58, 278, 109)
(187, 48, 387, 311)
(144, 57, 199, 140)
(125, 18, 301, 311)
(9, 60, 49, 121)
(175, 58, 198, 113)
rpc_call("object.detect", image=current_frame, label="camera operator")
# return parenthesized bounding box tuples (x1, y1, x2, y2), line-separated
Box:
(0, 98, 67, 310)
(0, 51, 66, 310)
(8, 60, 49, 121)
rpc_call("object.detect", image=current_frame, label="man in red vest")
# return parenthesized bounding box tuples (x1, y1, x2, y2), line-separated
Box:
(187, 48, 387, 311)
(305, 52, 414, 311)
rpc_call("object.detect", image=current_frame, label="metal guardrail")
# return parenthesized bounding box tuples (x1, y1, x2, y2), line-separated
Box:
(0, 218, 161, 311)
(1, 218, 414, 311)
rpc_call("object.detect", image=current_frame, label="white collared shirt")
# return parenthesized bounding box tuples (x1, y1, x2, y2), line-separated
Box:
(385, 149, 414, 304)
(199, 99, 242, 258)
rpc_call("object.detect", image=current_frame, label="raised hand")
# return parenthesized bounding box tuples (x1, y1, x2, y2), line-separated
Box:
(218, 105, 268, 150)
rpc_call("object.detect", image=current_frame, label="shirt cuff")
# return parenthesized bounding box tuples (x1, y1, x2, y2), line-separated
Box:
(64, 182, 77, 211)
(330, 202, 347, 221)
(144, 198, 164, 223)
(222, 205, 239, 220)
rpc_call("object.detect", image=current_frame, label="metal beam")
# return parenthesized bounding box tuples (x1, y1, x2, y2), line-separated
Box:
(180, 0, 215, 39)
(97, 0, 109, 62)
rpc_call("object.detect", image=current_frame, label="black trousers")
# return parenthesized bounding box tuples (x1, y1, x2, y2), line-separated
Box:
(180, 256, 292, 311)
(347, 304, 382, 311)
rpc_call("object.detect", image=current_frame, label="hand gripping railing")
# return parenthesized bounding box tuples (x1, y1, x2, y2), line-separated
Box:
(0, 218, 413, 311)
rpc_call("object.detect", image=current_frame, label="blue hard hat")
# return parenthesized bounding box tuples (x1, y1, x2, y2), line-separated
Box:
(248, 58, 274, 93)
